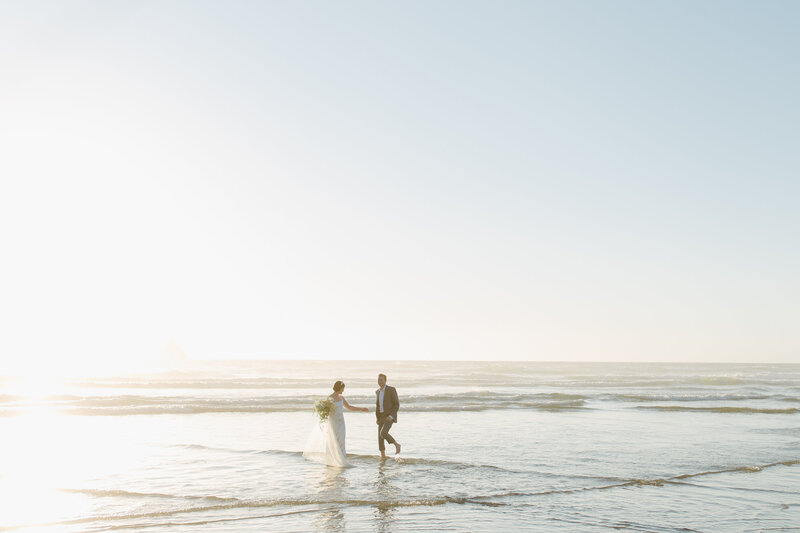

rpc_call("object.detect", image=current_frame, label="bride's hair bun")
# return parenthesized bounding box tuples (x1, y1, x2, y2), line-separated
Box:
(333, 380, 345, 392)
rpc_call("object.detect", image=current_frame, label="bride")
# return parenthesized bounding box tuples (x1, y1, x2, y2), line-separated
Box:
(303, 380, 369, 467)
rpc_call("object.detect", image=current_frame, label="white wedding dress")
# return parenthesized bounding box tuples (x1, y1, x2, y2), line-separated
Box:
(303, 399, 352, 467)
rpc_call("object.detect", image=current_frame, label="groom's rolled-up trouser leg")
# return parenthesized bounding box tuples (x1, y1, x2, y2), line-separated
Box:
(378, 417, 395, 451)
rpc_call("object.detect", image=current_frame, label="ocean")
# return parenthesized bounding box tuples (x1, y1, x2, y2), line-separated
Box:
(1, 361, 798, 532)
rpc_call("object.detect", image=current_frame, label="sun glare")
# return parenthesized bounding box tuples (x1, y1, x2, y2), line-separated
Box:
(0, 398, 142, 529)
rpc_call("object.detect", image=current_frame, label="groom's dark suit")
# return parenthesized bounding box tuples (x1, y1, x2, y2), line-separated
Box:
(375, 385, 399, 452)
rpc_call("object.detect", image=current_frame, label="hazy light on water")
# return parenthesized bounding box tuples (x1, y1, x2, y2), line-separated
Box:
(0, 403, 145, 529)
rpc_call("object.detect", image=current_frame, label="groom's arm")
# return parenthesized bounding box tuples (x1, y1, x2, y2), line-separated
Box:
(390, 387, 399, 420)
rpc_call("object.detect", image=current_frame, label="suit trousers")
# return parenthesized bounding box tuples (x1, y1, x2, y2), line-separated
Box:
(377, 414, 396, 451)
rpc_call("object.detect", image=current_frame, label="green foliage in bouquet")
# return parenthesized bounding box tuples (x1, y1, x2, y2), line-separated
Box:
(314, 398, 334, 422)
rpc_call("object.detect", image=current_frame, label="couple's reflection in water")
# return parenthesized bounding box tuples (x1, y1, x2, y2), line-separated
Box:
(310, 459, 397, 533)
(311, 466, 348, 533)
(373, 460, 396, 533)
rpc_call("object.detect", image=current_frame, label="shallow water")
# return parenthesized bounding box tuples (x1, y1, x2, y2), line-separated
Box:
(1, 361, 798, 532)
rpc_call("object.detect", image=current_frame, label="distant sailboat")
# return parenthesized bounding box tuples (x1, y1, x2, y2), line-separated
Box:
(156, 340, 193, 370)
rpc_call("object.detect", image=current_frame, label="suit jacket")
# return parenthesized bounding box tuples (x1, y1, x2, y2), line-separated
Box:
(375, 385, 399, 423)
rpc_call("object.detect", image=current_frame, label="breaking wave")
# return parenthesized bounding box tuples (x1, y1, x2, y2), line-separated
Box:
(635, 406, 800, 414)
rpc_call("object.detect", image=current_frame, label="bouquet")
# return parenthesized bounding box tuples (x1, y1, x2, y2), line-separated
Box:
(313, 398, 334, 422)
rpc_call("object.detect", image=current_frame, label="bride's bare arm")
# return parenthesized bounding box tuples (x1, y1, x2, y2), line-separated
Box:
(342, 397, 369, 412)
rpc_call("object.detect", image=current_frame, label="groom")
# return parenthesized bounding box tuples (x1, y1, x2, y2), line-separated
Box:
(376, 373, 400, 458)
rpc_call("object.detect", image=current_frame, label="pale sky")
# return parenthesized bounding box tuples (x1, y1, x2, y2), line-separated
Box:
(0, 1, 798, 372)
